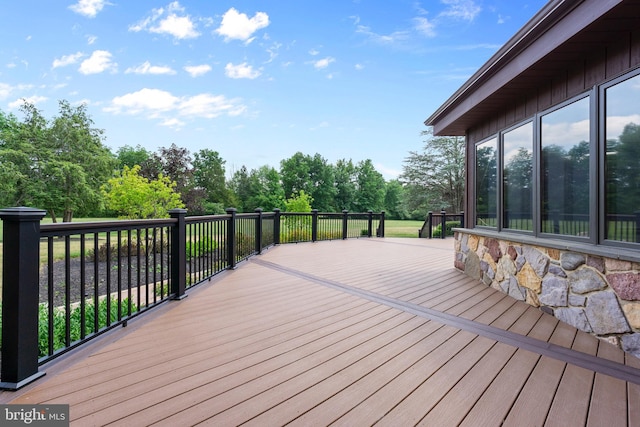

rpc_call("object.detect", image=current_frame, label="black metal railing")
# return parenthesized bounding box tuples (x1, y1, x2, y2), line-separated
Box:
(0, 207, 384, 390)
(419, 211, 465, 239)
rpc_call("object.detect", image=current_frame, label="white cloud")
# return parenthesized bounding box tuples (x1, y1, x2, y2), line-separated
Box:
(215, 8, 269, 43)
(413, 17, 436, 37)
(225, 62, 261, 79)
(0, 83, 13, 99)
(52, 52, 84, 69)
(310, 121, 329, 131)
(161, 117, 186, 129)
(178, 94, 246, 118)
(375, 162, 401, 179)
(130, 2, 200, 40)
(312, 57, 335, 70)
(104, 88, 247, 120)
(8, 96, 48, 109)
(125, 61, 176, 75)
(355, 63, 364, 70)
(105, 88, 178, 116)
(264, 42, 281, 64)
(184, 64, 212, 77)
(309, 48, 320, 56)
(69, 0, 110, 18)
(356, 24, 410, 45)
(79, 50, 117, 74)
(606, 115, 640, 139)
(87, 35, 98, 45)
(439, 0, 481, 22)
(541, 119, 590, 147)
(0, 83, 35, 100)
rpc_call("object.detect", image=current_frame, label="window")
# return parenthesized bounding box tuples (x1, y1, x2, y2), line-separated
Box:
(470, 67, 640, 250)
(503, 122, 533, 231)
(604, 72, 640, 243)
(475, 137, 497, 227)
(540, 97, 591, 237)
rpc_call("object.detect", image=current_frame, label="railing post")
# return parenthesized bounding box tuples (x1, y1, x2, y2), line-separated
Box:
(226, 208, 237, 269)
(427, 211, 433, 239)
(255, 208, 263, 254)
(311, 209, 318, 242)
(635, 210, 640, 244)
(441, 210, 446, 239)
(460, 211, 465, 229)
(169, 208, 187, 300)
(0, 207, 47, 390)
(379, 211, 385, 237)
(342, 210, 349, 240)
(273, 208, 281, 245)
(367, 210, 373, 237)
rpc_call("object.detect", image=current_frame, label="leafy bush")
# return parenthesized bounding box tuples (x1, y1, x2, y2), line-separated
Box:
(87, 231, 169, 261)
(236, 233, 255, 259)
(432, 221, 460, 238)
(36, 297, 137, 357)
(185, 236, 217, 260)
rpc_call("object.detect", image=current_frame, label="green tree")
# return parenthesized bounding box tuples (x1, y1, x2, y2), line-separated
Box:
(102, 165, 184, 219)
(247, 166, 285, 211)
(384, 179, 408, 219)
(2, 101, 115, 221)
(280, 152, 310, 198)
(193, 149, 232, 210)
(0, 110, 26, 207)
(334, 159, 357, 211)
(229, 165, 252, 212)
(284, 189, 313, 213)
(280, 152, 336, 211)
(116, 145, 153, 170)
(354, 159, 385, 212)
(401, 129, 465, 217)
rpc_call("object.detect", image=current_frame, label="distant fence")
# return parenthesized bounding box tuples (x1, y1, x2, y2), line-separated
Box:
(419, 211, 465, 239)
(0, 207, 385, 390)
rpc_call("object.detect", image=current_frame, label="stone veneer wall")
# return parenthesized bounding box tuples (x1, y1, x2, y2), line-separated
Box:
(454, 231, 640, 358)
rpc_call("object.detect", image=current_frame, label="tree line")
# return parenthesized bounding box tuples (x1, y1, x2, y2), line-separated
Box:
(0, 101, 465, 221)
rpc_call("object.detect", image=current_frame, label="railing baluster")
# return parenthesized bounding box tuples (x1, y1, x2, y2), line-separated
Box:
(65, 235, 71, 346)
(80, 235, 86, 340)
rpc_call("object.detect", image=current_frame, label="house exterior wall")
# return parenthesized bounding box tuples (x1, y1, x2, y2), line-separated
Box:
(456, 22, 640, 356)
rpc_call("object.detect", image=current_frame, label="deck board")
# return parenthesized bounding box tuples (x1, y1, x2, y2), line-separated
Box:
(2, 238, 639, 426)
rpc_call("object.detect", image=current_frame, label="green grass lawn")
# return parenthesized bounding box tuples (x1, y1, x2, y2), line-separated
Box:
(383, 219, 424, 238)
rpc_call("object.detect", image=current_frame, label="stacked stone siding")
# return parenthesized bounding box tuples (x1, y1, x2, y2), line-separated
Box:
(454, 231, 640, 358)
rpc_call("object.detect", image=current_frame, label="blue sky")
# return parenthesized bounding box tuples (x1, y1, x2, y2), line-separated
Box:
(0, 0, 547, 179)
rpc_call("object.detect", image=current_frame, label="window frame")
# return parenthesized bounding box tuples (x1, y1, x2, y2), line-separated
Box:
(500, 119, 535, 235)
(535, 90, 596, 244)
(473, 135, 499, 229)
(599, 67, 640, 249)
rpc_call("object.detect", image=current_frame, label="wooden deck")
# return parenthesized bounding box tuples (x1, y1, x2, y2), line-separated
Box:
(2, 238, 640, 426)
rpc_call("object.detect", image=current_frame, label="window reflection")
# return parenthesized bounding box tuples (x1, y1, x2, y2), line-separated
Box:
(475, 138, 497, 227)
(540, 97, 590, 236)
(605, 73, 640, 243)
(503, 122, 533, 231)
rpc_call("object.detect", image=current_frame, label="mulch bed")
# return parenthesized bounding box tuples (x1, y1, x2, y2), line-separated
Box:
(39, 252, 224, 307)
